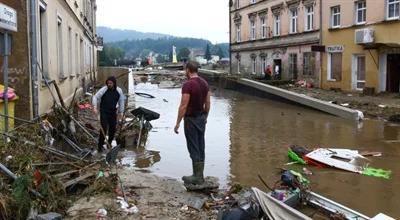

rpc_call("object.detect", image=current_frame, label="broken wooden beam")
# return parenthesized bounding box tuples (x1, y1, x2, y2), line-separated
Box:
(62, 171, 96, 189)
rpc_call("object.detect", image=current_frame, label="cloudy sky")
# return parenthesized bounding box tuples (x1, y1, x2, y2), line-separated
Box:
(96, 0, 230, 43)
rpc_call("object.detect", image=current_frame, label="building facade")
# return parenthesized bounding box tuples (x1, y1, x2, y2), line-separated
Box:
(230, 0, 321, 83)
(0, 0, 97, 120)
(321, 0, 400, 93)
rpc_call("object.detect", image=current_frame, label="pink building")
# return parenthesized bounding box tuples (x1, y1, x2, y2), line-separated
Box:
(230, 0, 321, 84)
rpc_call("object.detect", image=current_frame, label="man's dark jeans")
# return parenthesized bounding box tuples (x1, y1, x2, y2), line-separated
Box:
(98, 111, 117, 151)
(184, 113, 207, 162)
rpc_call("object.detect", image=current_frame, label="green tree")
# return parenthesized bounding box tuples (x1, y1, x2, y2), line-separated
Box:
(99, 45, 125, 66)
(216, 46, 225, 58)
(204, 44, 211, 61)
(177, 47, 191, 61)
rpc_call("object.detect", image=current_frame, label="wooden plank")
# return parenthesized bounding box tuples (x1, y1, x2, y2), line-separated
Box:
(63, 171, 95, 189)
(53, 82, 66, 109)
(54, 170, 79, 178)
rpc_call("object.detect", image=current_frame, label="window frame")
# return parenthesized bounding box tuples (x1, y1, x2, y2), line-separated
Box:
(303, 52, 315, 76)
(355, 0, 367, 25)
(261, 56, 267, 74)
(236, 24, 241, 42)
(260, 16, 267, 39)
(250, 19, 256, 40)
(387, 0, 400, 20)
(327, 52, 343, 81)
(273, 14, 281, 36)
(331, 6, 341, 28)
(305, 5, 314, 31)
(288, 53, 298, 79)
(57, 15, 64, 79)
(252, 57, 257, 74)
(289, 8, 298, 34)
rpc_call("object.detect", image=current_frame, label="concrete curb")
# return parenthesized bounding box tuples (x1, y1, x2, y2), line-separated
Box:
(238, 78, 362, 121)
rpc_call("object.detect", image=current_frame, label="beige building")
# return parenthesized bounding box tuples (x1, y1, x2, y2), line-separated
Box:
(230, 0, 321, 83)
(320, 0, 400, 93)
(0, 0, 97, 121)
(37, 0, 98, 114)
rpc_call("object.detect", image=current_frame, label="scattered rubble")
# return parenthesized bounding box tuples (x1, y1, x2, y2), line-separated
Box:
(275, 82, 400, 121)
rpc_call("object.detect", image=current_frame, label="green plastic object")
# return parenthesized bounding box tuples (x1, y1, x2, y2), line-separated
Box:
(290, 170, 310, 185)
(288, 149, 307, 165)
(362, 167, 392, 179)
(96, 171, 105, 179)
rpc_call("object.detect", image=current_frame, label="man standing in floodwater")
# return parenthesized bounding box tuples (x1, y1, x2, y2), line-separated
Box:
(93, 76, 126, 153)
(174, 61, 211, 185)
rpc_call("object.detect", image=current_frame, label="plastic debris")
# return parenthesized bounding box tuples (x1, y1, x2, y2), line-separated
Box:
(96, 208, 107, 218)
(180, 205, 189, 211)
(302, 167, 313, 176)
(5, 155, 12, 162)
(378, 104, 387, 108)
(116, 197, 138, 214)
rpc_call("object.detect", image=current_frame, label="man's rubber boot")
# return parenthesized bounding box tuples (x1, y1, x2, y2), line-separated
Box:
(182, 162, 204, 185)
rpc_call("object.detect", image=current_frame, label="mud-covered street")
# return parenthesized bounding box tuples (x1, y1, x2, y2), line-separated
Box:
(123, 70, 400, 218)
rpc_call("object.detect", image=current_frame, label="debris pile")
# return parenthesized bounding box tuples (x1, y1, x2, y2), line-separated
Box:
(0, 90, 147, 219)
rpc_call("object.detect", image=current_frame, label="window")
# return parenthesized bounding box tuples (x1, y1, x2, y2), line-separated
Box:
(387, 0, 400, 20)
(354, 55, 366, 89)
(80, 38, 84, 74)
(252, 57, 257, 74)
(289, 54, 298, 79)
(75, 34, 79, 75)
(303, 52, 315, 75)
(355, 1, 366, 24)
(250, 0, 256, 4)
(250, 20, 256, 40)
(237, 58, 240, 73)
(328, 53, 342, 81)
(57, 16, 64, 78)
(260, 16, 266, 38)
(39, 4, 49, 79)
(261, 56, 267, 74)
(290, 8, 298, 34)
(68, 27, 72, 76)
(236, 24, 241, 42)
(305, 5, 314, 31)
(273, 14, 280, 36)
(331, 6, 341, 28)
(236, 0, 240, 9)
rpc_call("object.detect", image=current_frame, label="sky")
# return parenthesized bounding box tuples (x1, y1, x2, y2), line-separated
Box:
(96, 0, 230, 43)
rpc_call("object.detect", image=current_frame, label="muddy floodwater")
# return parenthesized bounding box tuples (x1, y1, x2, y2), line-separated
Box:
(124, 73, 400, 218)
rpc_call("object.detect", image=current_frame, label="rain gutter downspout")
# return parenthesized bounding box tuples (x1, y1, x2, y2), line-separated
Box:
(319, 0, 323, 88)
(30, 0, 39, 118)
(229, 0, 232, 75)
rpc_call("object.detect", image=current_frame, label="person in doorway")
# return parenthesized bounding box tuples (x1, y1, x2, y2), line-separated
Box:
(93, 76, 126, 152)
(174, 61, 211, 185)
(274, 65, 280, 80)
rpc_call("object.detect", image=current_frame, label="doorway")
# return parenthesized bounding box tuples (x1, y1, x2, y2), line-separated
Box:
(273, 59, 282, 80)
(352, 55, 366, 90)
(387, 54, 400, 92)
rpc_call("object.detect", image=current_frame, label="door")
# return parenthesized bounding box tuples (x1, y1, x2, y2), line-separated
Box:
(353, 55, 366, 90)
(387, 54, 400, 92)
(274, 59, 282, 80)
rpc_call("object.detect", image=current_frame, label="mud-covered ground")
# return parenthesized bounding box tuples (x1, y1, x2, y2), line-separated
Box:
(66, 168, 224, 220)
(279, 85, 400, 121)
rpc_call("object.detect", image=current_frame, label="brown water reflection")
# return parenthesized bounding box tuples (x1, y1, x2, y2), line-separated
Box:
(129, 74, 399, 218)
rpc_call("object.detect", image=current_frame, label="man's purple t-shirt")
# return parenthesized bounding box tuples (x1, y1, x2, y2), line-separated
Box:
(182, 77, 209, 116)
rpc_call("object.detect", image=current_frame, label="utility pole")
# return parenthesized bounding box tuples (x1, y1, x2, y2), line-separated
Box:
(229, 0, 232, 75)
